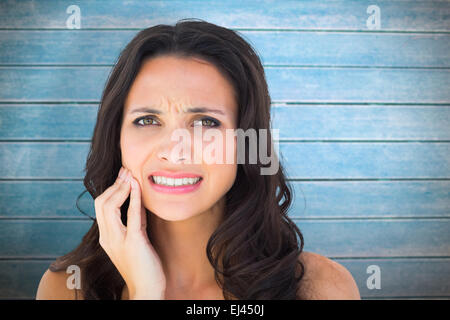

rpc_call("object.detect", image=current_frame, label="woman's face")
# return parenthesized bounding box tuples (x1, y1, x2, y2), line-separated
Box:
(120, 55, 238, 221)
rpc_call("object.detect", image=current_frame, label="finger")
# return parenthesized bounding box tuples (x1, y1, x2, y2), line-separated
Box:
(127, 176, 146, 234)
(101, 170, 132, 238)
(97, 167, 126, 205)
(106, 170, 132, 209)
(95, 167, 125, 230)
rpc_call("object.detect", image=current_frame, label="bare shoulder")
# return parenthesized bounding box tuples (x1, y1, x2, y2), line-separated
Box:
(36, 268, 80, 300)
(296, 251, 361, 300)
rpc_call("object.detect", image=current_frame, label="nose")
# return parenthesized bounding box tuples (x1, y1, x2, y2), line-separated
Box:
(156, 129, 191, 164)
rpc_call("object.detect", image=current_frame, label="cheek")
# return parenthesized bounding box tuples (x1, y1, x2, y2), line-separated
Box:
(198, 129, 237, 165)
(198, 129, 238, 194)
(206, 162, 237, 196)
(120, 131, 151, 171)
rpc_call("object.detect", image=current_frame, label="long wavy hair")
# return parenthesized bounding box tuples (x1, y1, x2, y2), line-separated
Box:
(50, 18, 305, 300)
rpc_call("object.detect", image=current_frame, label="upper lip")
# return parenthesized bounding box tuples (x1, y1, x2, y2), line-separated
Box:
(149, 171, 203, 179)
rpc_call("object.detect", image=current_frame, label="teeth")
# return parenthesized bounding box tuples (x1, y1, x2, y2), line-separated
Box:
(152, 175, 201, 186)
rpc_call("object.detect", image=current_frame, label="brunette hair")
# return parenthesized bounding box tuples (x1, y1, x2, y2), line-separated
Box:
(50, 18, 305, 299)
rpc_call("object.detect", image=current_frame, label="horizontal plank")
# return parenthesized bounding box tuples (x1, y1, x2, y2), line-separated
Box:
(280, 142, 450, 179)
(1, 181, 449, 219)
(0, 220, 92, 257)
(0, 67, 109, 101)
(290, 181, 450, 218)
(298, 219, 450, 257)
(0, 219, 448, 258)
(266, 67, 450, 103)
(271, 105, 450, 140)
(0, 260, 50, 299)
(0, 0, 448, 31)
(0, 181, 93, 219)
(0, 30, 133, 65)
(1, 258, 448, 299)
(0, 142, 89, 178)
(2, 142, 449, 179)
(335, 258, 450, 298)
(249, 32, 450, 68)
(1, 30, 449, 67)
(1, 104, 449, 141)
(0, 67, 449, 103)
(0, 105, 98, 140)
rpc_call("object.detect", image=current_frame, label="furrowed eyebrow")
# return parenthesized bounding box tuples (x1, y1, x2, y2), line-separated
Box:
(187, 107, 225, 115)
(128, 106, 225, 116)
(129, 107, 162, 115)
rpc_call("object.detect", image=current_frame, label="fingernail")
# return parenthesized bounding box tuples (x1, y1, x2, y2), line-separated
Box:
(125, 170, 132, 183)
(131, 178, 137, 190)
(119, 168, 126, 180)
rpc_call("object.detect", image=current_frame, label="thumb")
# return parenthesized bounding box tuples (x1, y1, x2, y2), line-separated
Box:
(127, 177, 147, 234)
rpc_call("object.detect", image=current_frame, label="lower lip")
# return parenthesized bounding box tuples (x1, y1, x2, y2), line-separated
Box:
(149, 176, 203, 194)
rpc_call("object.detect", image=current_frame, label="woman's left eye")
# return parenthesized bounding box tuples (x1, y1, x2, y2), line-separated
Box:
(193, 118, 221, 128)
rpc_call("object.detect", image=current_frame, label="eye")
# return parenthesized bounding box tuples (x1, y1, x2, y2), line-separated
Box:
(133, 116, 159, 127)
(193, 117, 221, 128)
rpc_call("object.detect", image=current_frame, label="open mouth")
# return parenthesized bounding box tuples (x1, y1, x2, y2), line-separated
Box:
(150, 175, 203, 187)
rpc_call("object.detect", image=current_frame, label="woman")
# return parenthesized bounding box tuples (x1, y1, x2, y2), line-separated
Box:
(36, 19, 360, 300)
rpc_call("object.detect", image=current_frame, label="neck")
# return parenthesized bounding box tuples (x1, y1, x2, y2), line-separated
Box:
(147, 198, 225, 292)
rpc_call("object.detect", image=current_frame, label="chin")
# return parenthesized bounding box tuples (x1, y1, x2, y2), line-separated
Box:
(146, 203, 199, 222)
(153, 211, 198, 222)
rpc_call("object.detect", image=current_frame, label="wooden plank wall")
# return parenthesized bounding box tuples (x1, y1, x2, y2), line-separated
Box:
(0, 0, 449, 299)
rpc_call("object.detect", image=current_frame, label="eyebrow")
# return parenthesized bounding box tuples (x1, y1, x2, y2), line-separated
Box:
(128, 106, 225, 116)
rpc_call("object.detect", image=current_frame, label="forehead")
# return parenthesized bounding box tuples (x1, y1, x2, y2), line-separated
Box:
(124, 55, 237, 115)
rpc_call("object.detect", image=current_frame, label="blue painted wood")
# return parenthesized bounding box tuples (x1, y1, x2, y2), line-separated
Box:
(1, 142, 449, 179)
(0, 67, 449, 103)
(1, 31, 449, 67)
(0, 143, 89, 178)
(0, 219, 448, 258)
(0, 220, 92, 257)
(1, 258, 449, 299)
(0, 67, 110, 101)
(279, 142, 450, 179)
(1, 104, 449, 140)
(336, 258, 450, 298)
(264, 67, 450, 103)
(0, 0, 448, 31)
(1, 180, 448, 219)
(271, 105, 450, 140)
(0, 105, 98, 140)
(0, 181, 93, 219)
(0, 260, 51, 299)
(298, 219, 450, 258)
(247, 32, 450, 68)
(290, 181, 450, 219)
(0, 30, 134, 65)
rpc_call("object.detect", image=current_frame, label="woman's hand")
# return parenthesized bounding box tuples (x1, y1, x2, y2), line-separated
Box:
(94, 166, 166, 299)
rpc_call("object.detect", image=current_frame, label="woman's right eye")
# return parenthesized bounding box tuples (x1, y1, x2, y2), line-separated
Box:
(133, 116, 159, 127)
